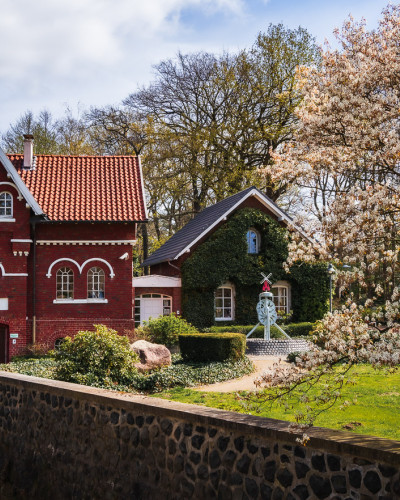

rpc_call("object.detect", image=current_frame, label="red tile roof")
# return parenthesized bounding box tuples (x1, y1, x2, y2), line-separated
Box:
(7, 155, 147, 222)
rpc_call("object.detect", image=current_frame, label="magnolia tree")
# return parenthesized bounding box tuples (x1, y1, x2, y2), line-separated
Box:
(251, 4, 400, 427)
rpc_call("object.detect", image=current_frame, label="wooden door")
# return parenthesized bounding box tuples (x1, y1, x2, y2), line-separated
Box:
(0, 325, 8, 364)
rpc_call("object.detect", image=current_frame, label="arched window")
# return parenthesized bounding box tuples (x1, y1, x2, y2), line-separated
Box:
(54, 338, 66, 350)
(214, 284, 234, 321)
(56, 267, 74, 299)
(246, 229, 259, 254)
(87, 267, 105, 299)
(0, 192, 13, 217)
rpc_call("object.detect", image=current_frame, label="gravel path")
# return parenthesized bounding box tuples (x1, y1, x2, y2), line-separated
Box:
(195, 355, 289, 393)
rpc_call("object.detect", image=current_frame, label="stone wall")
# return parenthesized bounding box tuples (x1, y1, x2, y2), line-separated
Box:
(0, 371, 399, 499)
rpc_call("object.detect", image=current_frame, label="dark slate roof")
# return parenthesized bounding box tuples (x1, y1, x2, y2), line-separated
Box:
(143, 186, 296, 267)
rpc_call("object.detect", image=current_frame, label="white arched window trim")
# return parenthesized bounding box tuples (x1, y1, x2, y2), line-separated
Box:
(246, 228, 260, 254)
(214, 283, 235, 321)
(47, 257, 115, 278)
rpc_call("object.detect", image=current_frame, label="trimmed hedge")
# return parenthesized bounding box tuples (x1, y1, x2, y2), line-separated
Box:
(207, 322, 314, 338)
(179, 333, 246, 362)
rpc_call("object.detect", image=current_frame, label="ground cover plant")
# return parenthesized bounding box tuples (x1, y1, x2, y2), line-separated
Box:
(0, 352, 254, 394)
(154, 364, 400, 441)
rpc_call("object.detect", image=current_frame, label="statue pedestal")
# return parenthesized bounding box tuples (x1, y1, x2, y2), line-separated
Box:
(246, 338, 311, 356)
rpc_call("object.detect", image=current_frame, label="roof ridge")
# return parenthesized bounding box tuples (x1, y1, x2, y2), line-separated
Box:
(7, 154, 138, 158)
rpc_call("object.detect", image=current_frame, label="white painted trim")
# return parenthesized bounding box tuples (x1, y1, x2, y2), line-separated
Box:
(174, 188, 314, 260)
(37, 240, 136, 246)
(132, 274, 181, 288)
(0, 218, 15, 223)
(0, 264, 28, 276)
(0, 148, 45, 216)
(137, 155, 149, 220)
(0, 182, 23, 200)
(11, 239, 33, 243)
(46, 258, 115, 278)
(53, 299, 109, 304)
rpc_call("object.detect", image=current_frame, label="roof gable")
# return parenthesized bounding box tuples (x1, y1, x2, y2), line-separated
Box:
(143, 187, 312, 267)
(7, 154, 148, 222)
(0, 147, 45, 216)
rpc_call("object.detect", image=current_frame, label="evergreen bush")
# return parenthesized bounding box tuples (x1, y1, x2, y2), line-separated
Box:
(179, 333, 246, 362)
(54, 324, 139, 386)
(136, 314, 198, 346)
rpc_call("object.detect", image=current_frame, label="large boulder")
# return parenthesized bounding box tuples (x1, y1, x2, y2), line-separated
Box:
(131, 340, 171, 373)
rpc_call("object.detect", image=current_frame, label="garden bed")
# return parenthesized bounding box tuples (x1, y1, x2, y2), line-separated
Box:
(0, 354, 255, 394)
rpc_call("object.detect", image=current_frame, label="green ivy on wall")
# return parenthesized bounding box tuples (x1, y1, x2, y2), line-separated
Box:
(181, 207, 329, 329)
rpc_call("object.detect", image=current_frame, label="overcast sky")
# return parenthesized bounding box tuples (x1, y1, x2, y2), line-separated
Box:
(0, 0, 390, 134)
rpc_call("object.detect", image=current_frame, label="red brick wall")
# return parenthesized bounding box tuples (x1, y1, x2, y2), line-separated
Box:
(26, 319, 135, 350)
(0, 168, 32, 360)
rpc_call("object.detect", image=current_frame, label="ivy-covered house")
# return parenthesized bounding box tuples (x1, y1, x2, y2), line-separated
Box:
(133, 187, 329, 328)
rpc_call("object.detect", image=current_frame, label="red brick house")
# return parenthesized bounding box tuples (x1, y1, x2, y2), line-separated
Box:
(0, 137, 147, 361)
(133, 187, 323, 328)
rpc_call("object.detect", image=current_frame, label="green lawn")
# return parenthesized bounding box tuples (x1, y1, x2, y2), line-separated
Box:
(154, 364, 400, 441)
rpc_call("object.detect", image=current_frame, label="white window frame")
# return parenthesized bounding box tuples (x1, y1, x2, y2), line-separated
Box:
(0, 192, 13, 218)
(56, 267, 74, 300)
(214, 284, 234, 321)
(246, 228, 260, 254)
(87, 267, 105, 299)
(135, 294, 172, 327)
(271, 281, 291, 314)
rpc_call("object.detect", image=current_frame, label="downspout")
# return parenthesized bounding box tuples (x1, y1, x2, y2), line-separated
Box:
(32, 220, 37, 345)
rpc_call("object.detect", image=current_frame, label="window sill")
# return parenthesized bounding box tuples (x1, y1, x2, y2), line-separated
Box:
(53, 299, 108, 304)
(0, 218, 15, 223)
(215, 317, 233, 321)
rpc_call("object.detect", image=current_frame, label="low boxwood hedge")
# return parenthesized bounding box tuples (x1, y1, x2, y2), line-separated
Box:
(206, 322, 314, 338)
(179, 333, 246, 362)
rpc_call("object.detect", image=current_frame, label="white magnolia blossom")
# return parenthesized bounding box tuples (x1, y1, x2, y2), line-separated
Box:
(252, 4, 400, 425)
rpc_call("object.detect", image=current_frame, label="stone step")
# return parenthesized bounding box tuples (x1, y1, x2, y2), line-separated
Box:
(246, 339, 311, 356)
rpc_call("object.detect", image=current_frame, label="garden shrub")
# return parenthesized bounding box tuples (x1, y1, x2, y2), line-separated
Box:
(136, 314, 198, 346)
(54, 324, 139, 387)
(179, 333, 246, 362)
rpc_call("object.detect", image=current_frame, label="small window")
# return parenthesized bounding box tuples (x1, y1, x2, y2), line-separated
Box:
(87, 267, 105, 299)
(215, 285, 234, 321)
(56, 267, 74, 299)
(0, 192, 13, 217)
(271, 285, 289, 314)
(247, 229, 259, 254)
(54, 338, 66, 350)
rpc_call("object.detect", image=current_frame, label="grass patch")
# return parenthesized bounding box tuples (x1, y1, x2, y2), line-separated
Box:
(154, 364, 400, 440)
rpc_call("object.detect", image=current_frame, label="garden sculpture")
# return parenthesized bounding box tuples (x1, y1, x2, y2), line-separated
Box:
(246, 272, 291, 340)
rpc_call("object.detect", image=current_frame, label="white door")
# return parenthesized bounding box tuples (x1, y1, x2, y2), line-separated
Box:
(140, 298, 164, 324)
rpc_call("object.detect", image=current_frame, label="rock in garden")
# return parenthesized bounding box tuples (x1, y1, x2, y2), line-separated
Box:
(131, 340, 171, 372)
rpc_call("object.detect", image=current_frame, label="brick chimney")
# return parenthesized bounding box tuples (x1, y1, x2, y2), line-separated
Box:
(23, 134, 34, 169)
